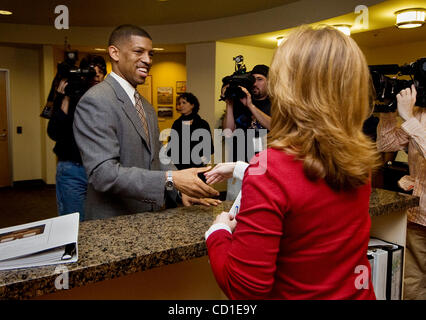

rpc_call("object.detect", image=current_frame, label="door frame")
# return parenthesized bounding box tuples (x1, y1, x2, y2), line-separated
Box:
(0, 69, 13, 186)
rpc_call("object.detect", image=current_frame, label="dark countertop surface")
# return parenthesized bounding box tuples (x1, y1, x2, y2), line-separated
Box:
(0, 188, 419, 299)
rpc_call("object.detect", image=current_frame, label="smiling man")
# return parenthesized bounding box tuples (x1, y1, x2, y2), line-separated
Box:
(73, 25, 219, 220)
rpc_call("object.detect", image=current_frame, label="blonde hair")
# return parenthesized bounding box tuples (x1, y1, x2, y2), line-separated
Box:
(268, 25, 380, 191)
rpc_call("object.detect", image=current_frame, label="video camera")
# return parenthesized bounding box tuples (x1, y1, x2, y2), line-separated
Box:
(56, 50, 96, 98)
(221, 55, 255, 102)
(220, 56, 256, 129)
(370, 58, 426, 112)
(40, 49, 102, 119)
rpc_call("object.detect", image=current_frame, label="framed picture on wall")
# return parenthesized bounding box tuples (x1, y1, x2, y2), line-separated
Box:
(176, 81, 186, 94)
(137, 75, 152, 104)
(158, 106, 173, 118)
(157, 87, 173, 105)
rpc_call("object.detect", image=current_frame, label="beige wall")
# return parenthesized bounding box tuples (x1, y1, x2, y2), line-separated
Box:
(360, 40, 426, 65)
(186, 42, 217, 134)
(0, 45, 43, 182)
(40, 45, 56, 185)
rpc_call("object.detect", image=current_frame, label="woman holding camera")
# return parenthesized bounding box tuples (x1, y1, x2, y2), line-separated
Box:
(376, 85, 426, 300)
(205, 26, 380, 299)
(47, 54, 106, 221)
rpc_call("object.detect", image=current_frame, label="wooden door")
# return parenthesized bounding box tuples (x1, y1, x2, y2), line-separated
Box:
(0, 71, 11, 187)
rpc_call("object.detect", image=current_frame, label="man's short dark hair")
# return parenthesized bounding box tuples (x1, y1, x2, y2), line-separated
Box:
(178, 92, 200, 114)
(250, 64, 269, 78)
(108, 24, 152, 47)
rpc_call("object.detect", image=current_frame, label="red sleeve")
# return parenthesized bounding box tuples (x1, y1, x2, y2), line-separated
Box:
(206, 157, 287, 299)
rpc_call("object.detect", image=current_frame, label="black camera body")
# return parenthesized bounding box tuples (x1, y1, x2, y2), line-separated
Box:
(56, 51, 96, 98)
(370, 58, 426, 112)
(221, 55, 255, 102)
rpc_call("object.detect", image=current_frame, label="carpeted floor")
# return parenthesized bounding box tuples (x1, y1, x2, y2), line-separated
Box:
(0, 185, 58, 229)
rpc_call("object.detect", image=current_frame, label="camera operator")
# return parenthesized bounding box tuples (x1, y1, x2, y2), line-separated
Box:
(47, 54, 106, 222)
(376, 85, 426, 300)
(222, 64, 271, 133)
(221, 64, 271, 201)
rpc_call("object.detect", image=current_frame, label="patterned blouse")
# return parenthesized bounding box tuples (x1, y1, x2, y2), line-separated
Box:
(376, 109, 426, 226)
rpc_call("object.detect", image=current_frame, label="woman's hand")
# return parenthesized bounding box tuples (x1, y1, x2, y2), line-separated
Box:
(182, 194, 222, 207)
(204, 162, 236, 185)
(397, 84, 417, 121)
(212, 211, 237, 233)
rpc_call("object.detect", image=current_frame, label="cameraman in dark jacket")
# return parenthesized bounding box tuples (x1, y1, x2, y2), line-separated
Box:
(222, 64, 271, 133)
(47, 54, 106, 221)
(221, 64, 271, 200)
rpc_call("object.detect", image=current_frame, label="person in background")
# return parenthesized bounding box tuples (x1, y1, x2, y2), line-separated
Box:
(376, 85, 426, 300)
(204, 26, 381, 299)
(47, 54, 106, 221)
(169, 92, 214, 178)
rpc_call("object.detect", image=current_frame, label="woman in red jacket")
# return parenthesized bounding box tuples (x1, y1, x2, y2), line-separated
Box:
(205, 26, 381, 300)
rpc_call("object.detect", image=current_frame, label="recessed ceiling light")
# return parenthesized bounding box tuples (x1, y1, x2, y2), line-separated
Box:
(395, 8, 425, 29)
(333, 24, 352, 36)
(0, 10, 13, 15)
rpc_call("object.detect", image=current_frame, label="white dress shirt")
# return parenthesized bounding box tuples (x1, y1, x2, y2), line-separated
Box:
(109, 71, 136, 105)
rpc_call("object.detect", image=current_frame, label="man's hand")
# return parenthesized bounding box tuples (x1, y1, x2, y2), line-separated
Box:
(397, 85, 417, 121)
(204, 162, 236, 185)
(181, 193, 222, 207)
(172, 167, 220, 198)
(239, 86, 254, 109)
(212, 211, 237, 233)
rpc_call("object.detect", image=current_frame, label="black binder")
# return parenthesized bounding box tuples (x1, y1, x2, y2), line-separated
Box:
(368, 238, 404, 300)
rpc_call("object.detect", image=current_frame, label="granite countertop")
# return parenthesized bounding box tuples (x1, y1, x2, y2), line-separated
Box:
(0, 188, 419, 300)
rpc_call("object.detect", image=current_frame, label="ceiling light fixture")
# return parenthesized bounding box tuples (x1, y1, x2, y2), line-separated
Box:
(276, 36, 285, 46)
(333, 24, 351, 36)
(153, 48, 165, 51)
(395, 8, 425, 29)
(94, 48, 106, 52)
(0, 10, 13, 15)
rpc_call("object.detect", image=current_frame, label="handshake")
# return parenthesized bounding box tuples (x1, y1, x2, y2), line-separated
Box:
(173, 162, 239, 207)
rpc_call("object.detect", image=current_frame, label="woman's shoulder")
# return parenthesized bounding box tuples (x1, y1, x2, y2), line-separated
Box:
(250, 148, 295, 165)
(245, 148, 298, 178)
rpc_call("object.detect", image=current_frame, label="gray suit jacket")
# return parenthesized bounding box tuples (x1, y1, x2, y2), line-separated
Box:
(73, 75, 177, 220)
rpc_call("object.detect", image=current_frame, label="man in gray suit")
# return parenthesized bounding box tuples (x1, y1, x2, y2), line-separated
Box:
(73, 25, 219, 220)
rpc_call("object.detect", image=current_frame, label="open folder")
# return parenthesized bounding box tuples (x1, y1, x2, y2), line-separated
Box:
(0, 213, 79, 271)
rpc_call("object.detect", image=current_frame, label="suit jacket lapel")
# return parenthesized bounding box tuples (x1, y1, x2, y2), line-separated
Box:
(106, 76, 151, 153)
